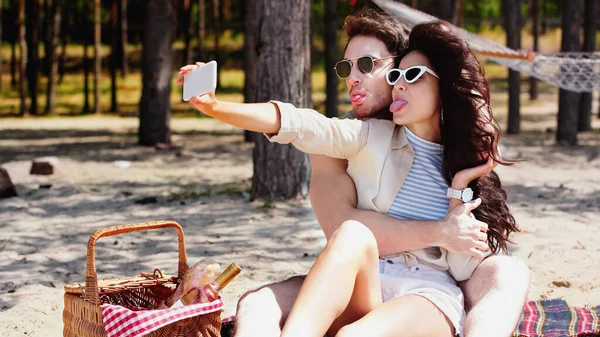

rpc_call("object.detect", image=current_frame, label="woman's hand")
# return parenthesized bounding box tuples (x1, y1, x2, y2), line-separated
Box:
(452, 157, 498, 189)
(177, 62, 217, 114)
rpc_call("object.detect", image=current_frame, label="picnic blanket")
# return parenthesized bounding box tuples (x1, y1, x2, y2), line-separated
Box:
(514, 299, 600, 337)
(219, 299, 600, 337)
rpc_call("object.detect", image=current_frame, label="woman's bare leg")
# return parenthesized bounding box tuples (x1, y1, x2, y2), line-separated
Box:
(280, 220, 383, 337)
(335, 295, 455, 337)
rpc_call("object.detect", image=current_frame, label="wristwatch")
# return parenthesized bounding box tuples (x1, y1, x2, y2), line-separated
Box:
(447, 187, 474, 202)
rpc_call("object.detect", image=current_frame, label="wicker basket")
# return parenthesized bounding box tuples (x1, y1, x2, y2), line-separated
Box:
(63, 220, 222, 337)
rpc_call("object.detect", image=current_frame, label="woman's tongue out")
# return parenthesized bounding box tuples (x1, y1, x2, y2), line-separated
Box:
(390, 99, 407, 113)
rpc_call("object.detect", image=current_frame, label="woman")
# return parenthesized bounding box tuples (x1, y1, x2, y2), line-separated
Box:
(178, 21, 518, 337)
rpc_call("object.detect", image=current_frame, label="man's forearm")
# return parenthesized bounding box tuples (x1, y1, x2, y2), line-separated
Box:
(343, 204, 441, 256)
(309, 154, 442, 256)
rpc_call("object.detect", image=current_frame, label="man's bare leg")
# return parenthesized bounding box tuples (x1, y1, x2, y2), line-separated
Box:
(233, 276, 304, 337)
(461, 255, 530, 337)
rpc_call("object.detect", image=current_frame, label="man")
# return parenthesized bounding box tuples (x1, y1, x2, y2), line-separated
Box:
(234, 9, 530, 337)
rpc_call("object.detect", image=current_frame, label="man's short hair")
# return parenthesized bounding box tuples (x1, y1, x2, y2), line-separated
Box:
(344, 8, 410, 57)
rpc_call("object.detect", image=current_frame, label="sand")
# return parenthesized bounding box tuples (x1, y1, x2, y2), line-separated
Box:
(1, 103, 599, 336)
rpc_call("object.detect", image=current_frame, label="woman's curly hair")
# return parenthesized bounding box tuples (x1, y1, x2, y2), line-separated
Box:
(401, 21, 519, 254)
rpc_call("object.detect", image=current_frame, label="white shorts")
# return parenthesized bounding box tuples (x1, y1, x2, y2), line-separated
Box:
(379, 256, 466, 337)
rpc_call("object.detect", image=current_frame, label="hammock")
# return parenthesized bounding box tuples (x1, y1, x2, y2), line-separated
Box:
(372, 0, 600, 93)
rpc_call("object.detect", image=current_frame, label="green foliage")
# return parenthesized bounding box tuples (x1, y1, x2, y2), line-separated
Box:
(540, 0, 562, 17)
(464, 0, 502, 21)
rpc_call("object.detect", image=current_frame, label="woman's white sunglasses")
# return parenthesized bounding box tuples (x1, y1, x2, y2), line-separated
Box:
(385, 66, 439, 85)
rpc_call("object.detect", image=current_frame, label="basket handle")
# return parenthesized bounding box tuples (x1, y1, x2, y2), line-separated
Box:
(84, 220, 188, 304)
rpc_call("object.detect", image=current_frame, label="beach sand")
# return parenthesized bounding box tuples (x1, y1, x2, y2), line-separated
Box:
(1, 101, 599, 336)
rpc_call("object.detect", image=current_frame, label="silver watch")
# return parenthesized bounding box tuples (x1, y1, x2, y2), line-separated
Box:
(447, 187, 474, 202)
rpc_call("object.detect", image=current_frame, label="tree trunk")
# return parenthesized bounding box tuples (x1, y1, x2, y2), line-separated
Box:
(11, 28, 17, 87)
(82, 1, 91, 114)
(211, 0, 221, 87)
(197, 0, 205, 60)
(502, 0, 522, 134)
(242, 0, 257, 142)
(44, 0, 60, 115)
(577, 0, 597, 132)
(42, 0, 49, 76)
(181, 0, 193, 64)
(0, 0, 3, 93)
(529, 0, 540, 100)
(138, 0, 177, 146)
(18, 0, 27, 116)
(110, 0, 118, 112)
(58, 0, 70, 84)
(83, 0, 90, 113)
(25, 0, 40, 115)
(249, 0, 312, 200)
(222, 0, 231, 21)
(324, 0, 338, 118)
(541, 0, 548, 35)
(119, 0, 128, 77)
(437, 0, 454, 21)
(452, 0, 463, 26)
(11, 0, 18, 88)
(94, 0, 101, 114)
(556, 0, 582, 146)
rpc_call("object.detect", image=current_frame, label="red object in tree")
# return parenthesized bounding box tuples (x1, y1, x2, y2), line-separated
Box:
(349, 0, 357, 6)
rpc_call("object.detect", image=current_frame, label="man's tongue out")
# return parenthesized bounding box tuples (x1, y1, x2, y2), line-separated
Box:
(390, 99, 407, 113)
(351, 93, 366, 104)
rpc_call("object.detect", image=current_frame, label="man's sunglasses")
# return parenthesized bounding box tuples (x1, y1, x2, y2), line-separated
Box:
(334, 55, 397, 79)
(385, 66, 439, 85)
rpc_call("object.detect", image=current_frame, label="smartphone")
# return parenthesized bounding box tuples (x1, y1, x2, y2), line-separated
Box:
(182, 61, 217, 102)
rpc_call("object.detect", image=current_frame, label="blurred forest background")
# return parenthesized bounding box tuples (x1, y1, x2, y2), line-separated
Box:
(0, 0, 599, 198)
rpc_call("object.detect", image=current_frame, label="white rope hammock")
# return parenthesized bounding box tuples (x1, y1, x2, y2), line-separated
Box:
(372, 0, 600, 93)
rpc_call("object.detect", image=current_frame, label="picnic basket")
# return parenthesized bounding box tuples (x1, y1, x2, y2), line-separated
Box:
(63, 220, 223, 337)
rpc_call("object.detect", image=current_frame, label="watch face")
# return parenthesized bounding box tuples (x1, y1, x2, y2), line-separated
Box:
(463, 188, 474, 202)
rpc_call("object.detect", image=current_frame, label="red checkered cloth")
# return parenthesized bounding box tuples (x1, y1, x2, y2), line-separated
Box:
(101, 298, 224, 337)
(514, 299, 600, 337)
